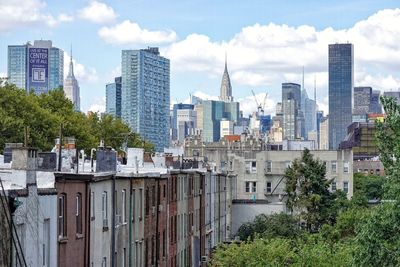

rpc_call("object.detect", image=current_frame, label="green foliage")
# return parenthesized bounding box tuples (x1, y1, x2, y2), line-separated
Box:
(0, 84, 153, 153)
(285, 149, 348, 231)
(351, 173, 385, 207)
(211, 236, 353, 267)
(236, 213, 302, 241)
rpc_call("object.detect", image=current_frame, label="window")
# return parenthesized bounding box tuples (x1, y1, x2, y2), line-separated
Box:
(251, 161, 257, 173)
(163, 184, 166, 198)
(145, 188, 150, 216)
(152, 186, 156, 208)
(122, 189, 126, 223)
(343, 182, 349, 193)
(265, 161, 272, 173)
(102, 192, 108, 228)
(343, 162, 349, 173)
(139, 189, 143, 219)
(58, 194, 66, 238)
(101, 257, 107, 267)
(76, 193, 82, 234)
(123, 248, 126, 267)
(132, 189, 136, 222)
(331, 161, 337, 173)
(163, 229, 166, 257)
(245, 182, 257, 193)
(90, 191, 95, 220)
(266, 182, 272, 193)
(331, 181, 337, 191)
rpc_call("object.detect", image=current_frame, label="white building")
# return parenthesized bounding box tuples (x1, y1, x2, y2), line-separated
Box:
(220, 119, 234, 138)
(64, 52, 80, 111)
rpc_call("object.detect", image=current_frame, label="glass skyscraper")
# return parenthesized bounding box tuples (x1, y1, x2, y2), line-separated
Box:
(106, 76, 122, 118)
(328, 43, 354, 149)
(7, 40, 64, 93)
(121, 47, 170, 151)
(282, 83, 301, 140)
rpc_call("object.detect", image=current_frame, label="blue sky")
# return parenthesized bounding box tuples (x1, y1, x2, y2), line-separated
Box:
(1, 0, 400, 115)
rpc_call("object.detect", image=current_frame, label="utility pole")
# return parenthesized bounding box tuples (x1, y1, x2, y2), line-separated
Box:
(58, 123, 63, 171)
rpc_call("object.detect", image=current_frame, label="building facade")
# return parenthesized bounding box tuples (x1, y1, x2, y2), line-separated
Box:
(121, 47, 170, 151)
(106, 76, 122, 118)
(64, 54, 80, 111)
(282, 83, 301, 140)
(328, 43, 354, 149)
(7, 40, 64, 93)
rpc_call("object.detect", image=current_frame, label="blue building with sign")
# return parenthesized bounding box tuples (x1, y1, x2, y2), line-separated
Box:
(7, 40, 64, 93)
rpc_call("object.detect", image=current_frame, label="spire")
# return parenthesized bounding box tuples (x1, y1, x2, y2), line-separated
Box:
(220, 52, 233, 102)
(67, 44, 75, 78)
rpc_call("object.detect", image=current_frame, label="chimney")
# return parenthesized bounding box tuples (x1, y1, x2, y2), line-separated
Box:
(11, 147, 38, 171)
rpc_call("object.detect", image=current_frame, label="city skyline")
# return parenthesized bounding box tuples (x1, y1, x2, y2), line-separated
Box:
(1, 1, 400, 116)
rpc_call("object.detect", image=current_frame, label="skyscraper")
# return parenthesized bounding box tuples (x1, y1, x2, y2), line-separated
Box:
(7, 40, 64, 93)
(282, 83, 301, 140)
(353, 86, 372, 114)
(328, 43, 354, 149)
(220, 55, 233, 102)
(121, 47, 170, 151)
(171, 103, 195, 141)
(370, 90, 382, 114)
(64, 50, 80, 111)
(106, 77, 122, 118)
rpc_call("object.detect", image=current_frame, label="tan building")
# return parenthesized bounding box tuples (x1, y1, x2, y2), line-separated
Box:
(319, 117, 329, 150)
(220, 119, 234, 138)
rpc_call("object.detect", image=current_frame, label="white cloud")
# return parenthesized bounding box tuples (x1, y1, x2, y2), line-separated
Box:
(78, 1, 117, 24)
(237, 93, 275, 117)
(98, 20, 177, 45)
(163, 8, 400, 112)
(84, 97, 105, 113)
(0, 0, 73, 32)
(64, 53, 98, 83)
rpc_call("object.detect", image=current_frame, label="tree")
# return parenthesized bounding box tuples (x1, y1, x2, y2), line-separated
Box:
(0, 85, 153, 154)
(351, 173, 385, 207)
(285, 149, 348, 232)
(236, 213, 302, 241)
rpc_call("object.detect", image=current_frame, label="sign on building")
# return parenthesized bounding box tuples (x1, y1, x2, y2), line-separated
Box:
(27, 47, 49, 94)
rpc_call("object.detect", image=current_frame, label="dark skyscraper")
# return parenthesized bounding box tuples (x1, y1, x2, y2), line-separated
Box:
(370, 90, 382, 114)
(353, 86, 372, 114)
(282, 83, 301, 140)
(328, 43, 354, 149)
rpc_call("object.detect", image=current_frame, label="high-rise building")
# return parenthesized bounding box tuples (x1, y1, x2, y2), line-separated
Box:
(328, 43, 354, 149)
(64, 52, 80, 111)
(282, 83, 301, 140)
(319, 116, 329, 150)
(106, 77, 122, 118)
(353, 86, 372, 114)
(171, 103, 194, 141)
(370, 90, 382, 114)
(7, 40, 64, 93)
(121, 47, 170, 151)
(176, 108, 196, 144)
(220, 56, 233, 102)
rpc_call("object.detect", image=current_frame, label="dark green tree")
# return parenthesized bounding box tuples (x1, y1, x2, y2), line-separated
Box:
(285, 149, 348, 232)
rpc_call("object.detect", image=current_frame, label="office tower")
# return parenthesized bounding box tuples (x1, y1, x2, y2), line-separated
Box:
(220, 119, 234, 138)
(7, 40, 64, 93)
(316, 110, 324, 145)
(328, 43, 354, 149)
(176, 108, 196, 144)
(282, 83, 301, 140)
(370, 90, 382, 114)
(383, 91, 400, 105)
(171, 103, 194, 141)
(220, 56, 233, 102)
(64, 52, 80, 111)
(319, 116, 329, 150)
(353, 86, 372, 114)
(194, 104, 204, 135)
(121, 47, 170, 151)
(106, 77, 122, 118)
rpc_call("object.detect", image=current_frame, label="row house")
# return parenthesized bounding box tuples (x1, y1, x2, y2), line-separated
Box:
(1, 146, 232, 267)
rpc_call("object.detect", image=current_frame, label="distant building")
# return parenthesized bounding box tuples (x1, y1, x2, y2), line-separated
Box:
(176, 108, 196, 144)
(106, 77, 122, 118)
(171, 103, 194, 141)
(329, 43, 353, 149)
(121, 47, 170, 151)
(282, 83, 301, 140)
(370, 90, 382, 114)
(353, 86, 372, 115)
(219, 56, 233, 102)
(320, 116, 329, 150)
(7, 40, 64, 93)
(220, 119, 234, 138)
(383, 91, 400, 104)
(64, 52, 80, 111)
